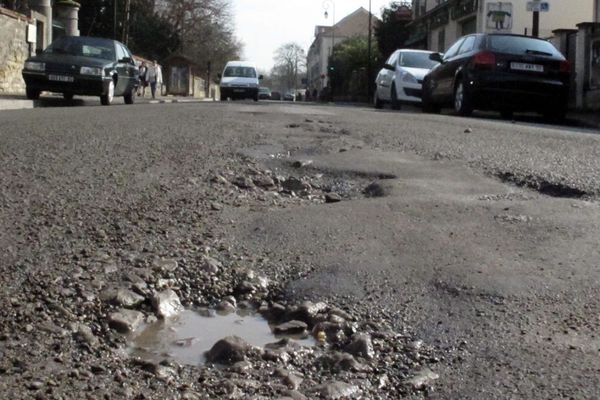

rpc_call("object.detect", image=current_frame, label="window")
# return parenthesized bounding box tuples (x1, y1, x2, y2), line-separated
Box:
(116, 44, 127, 61)
(223, 67, 257, 78)
(386, 51, 398, 67)
(443, 38, 465, 60)
(461, 17, 476, 35)
(458, 36, 476, 54)
(437, 29, 445, 53)
(486, 35, 561, 56)
(45, 37, 116, 60)
(398, 51, 440, 69)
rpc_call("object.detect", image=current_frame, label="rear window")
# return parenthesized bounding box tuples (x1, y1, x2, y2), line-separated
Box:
(486, 35, 562, 57)
(398, 52, 439, 69)
(223, 66, 257, 78)
(45, 37, 116, 60)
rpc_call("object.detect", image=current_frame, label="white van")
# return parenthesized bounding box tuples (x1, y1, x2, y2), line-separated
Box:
(219, 61, 263, 101)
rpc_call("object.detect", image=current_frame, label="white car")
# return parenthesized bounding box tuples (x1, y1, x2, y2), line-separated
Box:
(374, 49, 439, 110)
(219, 61, 263, 101)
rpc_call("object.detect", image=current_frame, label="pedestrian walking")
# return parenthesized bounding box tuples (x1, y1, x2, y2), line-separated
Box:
(138, 62, 148, 97)
(147, 60, 163, 100)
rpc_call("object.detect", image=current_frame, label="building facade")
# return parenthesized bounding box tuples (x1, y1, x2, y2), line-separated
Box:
(408, 0, 596, 52)
(307, 7, 378, 92)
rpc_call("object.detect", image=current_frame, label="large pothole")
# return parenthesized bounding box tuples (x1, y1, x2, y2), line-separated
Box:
(129, 309, 314, 366)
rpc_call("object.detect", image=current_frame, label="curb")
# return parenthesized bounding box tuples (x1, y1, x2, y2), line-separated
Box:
(0, 99, 34, 111)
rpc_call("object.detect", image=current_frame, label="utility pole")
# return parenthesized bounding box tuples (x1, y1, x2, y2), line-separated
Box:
(122, 0, 131, 45)
(367, 0, 372, 102)
(113, 0, 118, 40)
(532, 10, 539, 37)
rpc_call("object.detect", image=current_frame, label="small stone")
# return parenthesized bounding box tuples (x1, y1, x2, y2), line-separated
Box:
(406, 368, 440, 390)
(211, 175, 229, 185)
(310, 381, 361, 399)
(253, 176, 276, 188)
(152, 289, 183, 319)
(216, 300, 236, 314)
(114, 289, 145, 308)
(205, 336, 253, 365)
(27, 381, 44, 390)
(200, 256, 222, 274)
(282, 177, 311, 192)
(275, 368, 303, 390)
(25, 324, 33, 333)
(210, 202, 223, 211)
(108, 309, 144, 333)
(153, 258, 178, 272)
(345, 333, 375, 359)
(233, 176, 255, 189)
(273, 320, 308, 335)
(325, 193, 342, 203)
(292, 160, 313, 168)
(464, 127, 473, 133)
(74, 324, 99, 347)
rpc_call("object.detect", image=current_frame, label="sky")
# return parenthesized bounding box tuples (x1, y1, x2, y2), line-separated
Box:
(231, 0, 393, 72)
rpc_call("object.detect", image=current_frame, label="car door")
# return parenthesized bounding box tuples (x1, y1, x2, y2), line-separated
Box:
(435, 37, 466, 101)
(379, 51, 398, 100)
(122, 44, 139, 90)
(115, 43, 131, 96)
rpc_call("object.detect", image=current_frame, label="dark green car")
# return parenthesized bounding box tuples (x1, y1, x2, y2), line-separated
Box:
(22, 36, 139, 106)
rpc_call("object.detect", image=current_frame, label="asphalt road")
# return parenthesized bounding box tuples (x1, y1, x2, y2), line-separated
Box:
(1, 101, 599, 399)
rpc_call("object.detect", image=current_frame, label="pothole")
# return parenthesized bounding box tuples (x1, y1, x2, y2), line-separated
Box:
(129, 309, 315, 366)
(496, 172, 588, 199)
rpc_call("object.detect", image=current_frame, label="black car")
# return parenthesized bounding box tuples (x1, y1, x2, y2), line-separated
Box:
(22, 36, 139, 106)
(422, 34, 571, 120)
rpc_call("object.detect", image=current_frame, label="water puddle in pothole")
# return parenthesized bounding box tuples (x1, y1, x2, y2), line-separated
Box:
(129, 309, 314, 366)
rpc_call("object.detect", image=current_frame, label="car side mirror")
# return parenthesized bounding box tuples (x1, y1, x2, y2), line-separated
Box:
(259, 75, 264, 80)
(384, 63, 395, 71)
(429, 53, 443, 63)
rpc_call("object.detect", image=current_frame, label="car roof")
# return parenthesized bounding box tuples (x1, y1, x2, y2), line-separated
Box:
(225, 61, 257, 68)
(394, 49, 436, 54)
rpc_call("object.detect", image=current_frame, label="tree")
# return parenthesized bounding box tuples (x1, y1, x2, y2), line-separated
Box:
(329, 36, 381, 101)
(374, 1, 412, 60)
(272, 42, 306, 92)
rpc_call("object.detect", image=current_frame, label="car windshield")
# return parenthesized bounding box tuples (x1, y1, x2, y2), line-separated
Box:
(259, 87, 270, 93)
(45, 37, 116, 61)
(398, 52, 439, 69)
(224, 66, 257, 78)
(487, 35, 561, 57)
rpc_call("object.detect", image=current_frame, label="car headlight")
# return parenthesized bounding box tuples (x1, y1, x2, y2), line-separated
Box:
(24, 61, 45, 72)
(80, 66, 103, 76)
(402, 71, 418, 84)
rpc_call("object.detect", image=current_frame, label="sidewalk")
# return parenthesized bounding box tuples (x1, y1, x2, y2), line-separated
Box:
(0, 93, 214, 110)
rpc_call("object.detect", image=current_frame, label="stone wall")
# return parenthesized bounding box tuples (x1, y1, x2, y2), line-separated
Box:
(0, 8, 31, 95)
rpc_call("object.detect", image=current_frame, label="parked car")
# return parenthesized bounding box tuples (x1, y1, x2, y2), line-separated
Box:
(374, 49, 439, 109)
(22, 36, 139, 105)
(421, 33, 571, 120)
(271, 91, 281, 101)
(218, 61, 263, 101)
(283, 91, 296, 101)
(258, 87, 272, 99)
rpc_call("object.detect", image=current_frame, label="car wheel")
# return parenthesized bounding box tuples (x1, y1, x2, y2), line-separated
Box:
(63, 93, 74, 101)
(391, 84, 401, 110)
(124, 86, 135, 104)
(373, 88, 383, 109)
(26, 88, 40, 100)
(454, 81, 473, 116)
(100, 79, 115, 106)
(254, 93, 259, 102)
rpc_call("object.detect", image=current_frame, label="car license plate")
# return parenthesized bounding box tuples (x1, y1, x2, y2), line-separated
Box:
(48, 74, 74, 82)
(233, 89, 245, 93)
(510, 62, 544, 72)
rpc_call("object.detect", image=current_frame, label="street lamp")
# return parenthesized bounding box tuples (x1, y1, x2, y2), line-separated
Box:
(323, 0, 335, 101)
(367, 0, 372, 102)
